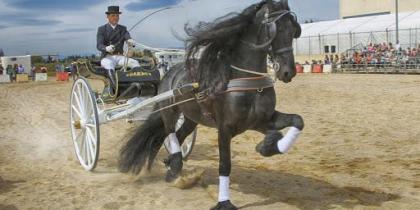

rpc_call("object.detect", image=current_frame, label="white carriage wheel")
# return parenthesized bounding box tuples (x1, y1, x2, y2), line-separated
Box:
(70, 77, 100, 171)
(164, 114, 197, 160)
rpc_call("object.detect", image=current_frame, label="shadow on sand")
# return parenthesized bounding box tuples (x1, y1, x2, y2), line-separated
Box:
(200, 167, 400, 210)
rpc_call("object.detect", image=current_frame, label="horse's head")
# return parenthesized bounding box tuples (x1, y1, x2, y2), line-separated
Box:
(249, 0, 301, 83)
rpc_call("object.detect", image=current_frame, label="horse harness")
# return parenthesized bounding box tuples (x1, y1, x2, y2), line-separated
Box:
(193, 10, 298, 119)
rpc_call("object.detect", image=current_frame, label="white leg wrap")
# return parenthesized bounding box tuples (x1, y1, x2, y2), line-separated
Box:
(218, 176, 230, 202)
(168, 133, 181, 154)
(277, 127, 301, 153)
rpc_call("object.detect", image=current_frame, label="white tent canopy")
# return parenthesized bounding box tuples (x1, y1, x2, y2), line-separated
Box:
(295, 11, 420, 55)
(300, 11, 420, 36)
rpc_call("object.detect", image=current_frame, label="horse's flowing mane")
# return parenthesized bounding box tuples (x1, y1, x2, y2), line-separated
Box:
(184, 1, 271, 94)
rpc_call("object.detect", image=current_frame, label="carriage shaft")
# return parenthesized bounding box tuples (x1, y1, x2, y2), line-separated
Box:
(98, 83, 199, 124)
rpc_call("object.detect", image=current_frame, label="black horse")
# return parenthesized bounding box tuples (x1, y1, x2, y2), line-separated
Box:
(119, 0, 304, 209)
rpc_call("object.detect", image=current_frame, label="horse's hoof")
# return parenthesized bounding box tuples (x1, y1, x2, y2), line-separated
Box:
(210, 200, 238, 210)
(164, 152, 183, 183)
(256, 131, 283, 157)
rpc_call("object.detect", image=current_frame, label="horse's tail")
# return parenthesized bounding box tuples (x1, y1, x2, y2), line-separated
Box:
(119, 112, 166, 174)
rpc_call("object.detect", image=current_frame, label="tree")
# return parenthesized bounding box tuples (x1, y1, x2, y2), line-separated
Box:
(31, 56, 44, 63)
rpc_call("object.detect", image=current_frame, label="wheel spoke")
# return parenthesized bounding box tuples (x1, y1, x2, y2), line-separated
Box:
(71, 105, 83, 120)
(86, 135, 93, 165)
(82, 83, 95, 122)
(86, 128, 96, 162)
(82, 84, 90, 118)
(76, 83, 86, 117)
(86, 127, 97, 148)
(72, 91, 84, 118)
(80, 131, 86, 164)
(85, 123, 96, 128)
(73, 130, 85, 155)
(84, 135, 91, 165)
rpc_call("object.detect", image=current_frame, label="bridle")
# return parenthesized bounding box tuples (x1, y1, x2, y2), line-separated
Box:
(234, 9, 299, 77)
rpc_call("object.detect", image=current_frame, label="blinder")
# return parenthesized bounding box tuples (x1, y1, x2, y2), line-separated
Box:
(242, 8, 301, 51)
(264, 10, 301, 39)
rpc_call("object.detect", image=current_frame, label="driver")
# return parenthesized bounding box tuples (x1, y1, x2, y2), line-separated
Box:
(97, 6, 140, 92)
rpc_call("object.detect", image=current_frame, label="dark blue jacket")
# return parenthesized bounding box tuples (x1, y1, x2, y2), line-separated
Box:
(97, 24, 131, 57)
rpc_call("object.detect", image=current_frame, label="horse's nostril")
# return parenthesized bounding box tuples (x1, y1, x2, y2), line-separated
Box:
(284, 71, 289, 78)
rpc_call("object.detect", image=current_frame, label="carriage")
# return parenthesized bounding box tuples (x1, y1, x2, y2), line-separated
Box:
(69, 51, 198, 171)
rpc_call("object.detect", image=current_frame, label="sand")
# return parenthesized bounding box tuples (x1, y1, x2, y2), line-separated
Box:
(0, 73, 419, 210)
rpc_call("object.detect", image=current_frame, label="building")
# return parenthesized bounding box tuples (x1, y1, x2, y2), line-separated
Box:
(0, 55, 32, 74)
(340, 0, 420, 19)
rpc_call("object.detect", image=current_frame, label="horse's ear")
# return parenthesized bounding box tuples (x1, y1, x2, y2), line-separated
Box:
(279, 0, 289, 9)
(255, 3, 268, 22)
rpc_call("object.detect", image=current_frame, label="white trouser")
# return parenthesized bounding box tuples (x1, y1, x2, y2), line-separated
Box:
(101, 55, 140, 70)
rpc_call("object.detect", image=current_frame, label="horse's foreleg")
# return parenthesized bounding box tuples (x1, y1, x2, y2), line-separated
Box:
(211, 127, 238, 210)
(256, 111, 304, 157)
(269, 111, 304, 131)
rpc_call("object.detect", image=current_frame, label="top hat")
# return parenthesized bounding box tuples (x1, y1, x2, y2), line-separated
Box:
(106, 6, 122, 15)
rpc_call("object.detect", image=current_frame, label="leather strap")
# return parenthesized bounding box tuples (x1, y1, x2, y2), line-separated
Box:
(225, 76, 274, 93)
(107, 52, 124, 56)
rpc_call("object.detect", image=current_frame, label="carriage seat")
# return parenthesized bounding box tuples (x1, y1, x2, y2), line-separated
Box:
(88, 59, 160, 85)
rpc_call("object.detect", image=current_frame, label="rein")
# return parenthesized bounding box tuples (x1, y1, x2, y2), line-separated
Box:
(223, 9, 297, 93)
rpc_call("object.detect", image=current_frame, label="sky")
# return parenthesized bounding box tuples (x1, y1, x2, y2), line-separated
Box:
(0, 0, 339, 56)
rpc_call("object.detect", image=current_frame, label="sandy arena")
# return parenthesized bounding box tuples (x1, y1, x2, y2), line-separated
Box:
(0, 73, 419, 210)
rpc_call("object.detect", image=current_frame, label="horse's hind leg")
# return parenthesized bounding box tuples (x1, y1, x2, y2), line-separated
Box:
(159, 107, 183, 182)
(176, 117, 197, 145)
(256, 111, 304, 157)
(164, 117, 197, 182)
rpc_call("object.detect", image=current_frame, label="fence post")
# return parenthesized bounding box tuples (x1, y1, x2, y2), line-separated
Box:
(308, 36, 312, 61)
(409, 28, 412, 48)
(349, 32, 353, 48)
(386, 28, 389, 43)
(318, 34, 322, 55)
(337, 33, 340, 53)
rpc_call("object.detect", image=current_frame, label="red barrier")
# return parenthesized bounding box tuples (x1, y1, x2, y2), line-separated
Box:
(296, 64, 303, 73)
(312, 64, 323, 73)
(56, 72, 69, 81)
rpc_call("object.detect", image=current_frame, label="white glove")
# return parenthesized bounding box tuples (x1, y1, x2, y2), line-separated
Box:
(127, 39, 136, 47)
(105, 45, 115, 53)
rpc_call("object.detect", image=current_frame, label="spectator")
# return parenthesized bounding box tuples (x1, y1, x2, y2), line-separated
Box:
(55, 63, 62, 81)
(6, 64, 15, 82)
(329, 54, 334, 64)
(31, 66, 37, 81)
(71, 62, 78, 80)
(13, 64, 18, 74)
(41, 67, 47, 73)
(55, 63, 62, 73)
(17, 64, 25, 74)
(324, 55, 330, 64)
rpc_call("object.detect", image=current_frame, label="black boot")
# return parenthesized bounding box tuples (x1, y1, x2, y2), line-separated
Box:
(210, 200, 238, 210)
(107, 69, 116, 94)
(256, 131, 283, 157)
(164, 152, 183, 182)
